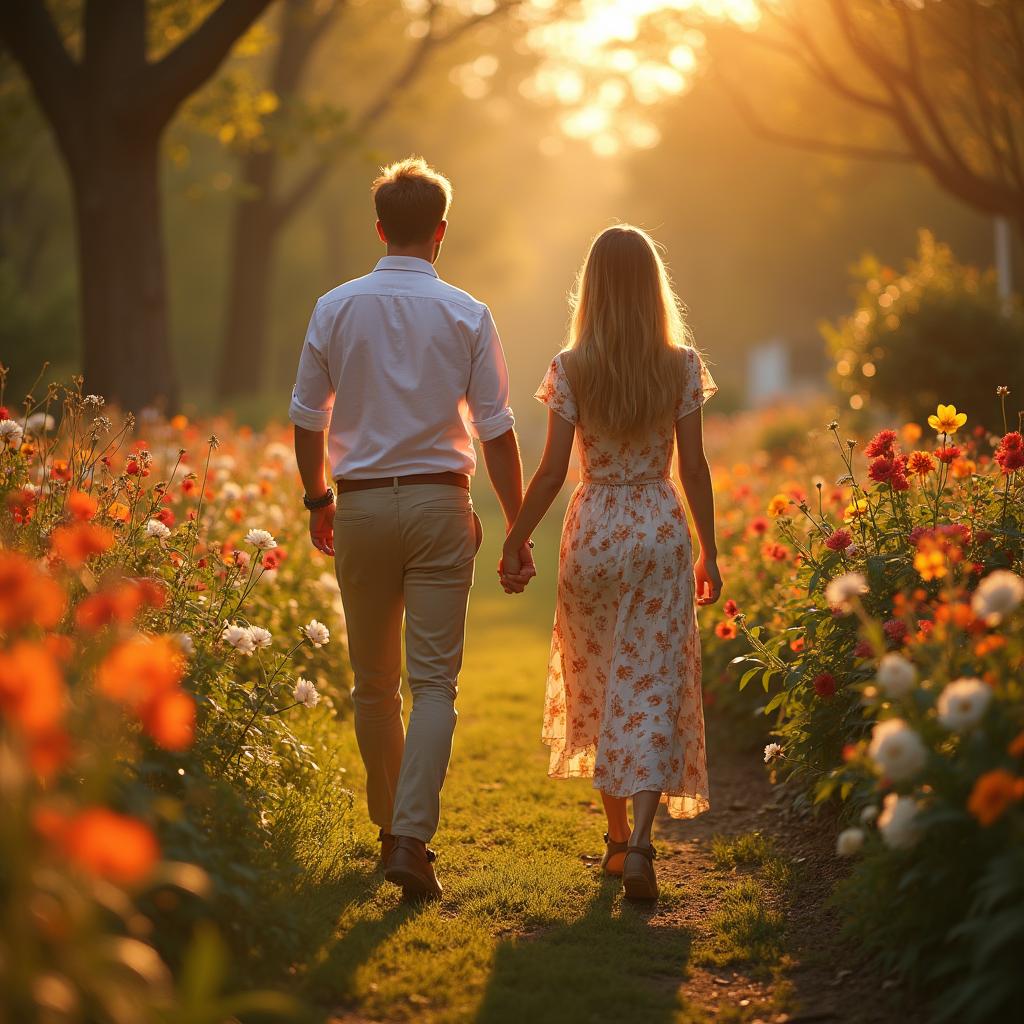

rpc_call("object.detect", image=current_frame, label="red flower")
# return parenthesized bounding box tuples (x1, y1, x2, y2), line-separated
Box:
(868, 452, 908, 486)
(995, 432, 1024, 472)
(883, 618, 908, 646)
(825, 528, 853, 551)
(864, 430, 898, 458)
(715, 621, 738, 640)
(936, 444, 962, 464)
(723, 599, 739, 618)
(854, 640, 873, 658)
(813, 672, 837, 698)
(749, 516, 769, 536)
(907, 451, 935, 475)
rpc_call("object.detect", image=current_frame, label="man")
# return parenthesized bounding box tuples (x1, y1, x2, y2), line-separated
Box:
(289, 156, 534, 900)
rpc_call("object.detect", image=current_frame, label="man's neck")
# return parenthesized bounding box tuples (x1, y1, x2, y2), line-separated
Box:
(385, 245, 435, 263)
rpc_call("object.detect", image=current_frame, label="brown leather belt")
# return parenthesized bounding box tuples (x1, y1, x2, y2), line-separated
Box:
(336, 471, 470, 494)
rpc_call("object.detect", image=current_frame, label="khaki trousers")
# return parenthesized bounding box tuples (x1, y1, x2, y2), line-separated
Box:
(333, 483, 482, 843)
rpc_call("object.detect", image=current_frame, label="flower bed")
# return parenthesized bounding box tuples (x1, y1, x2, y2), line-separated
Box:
(0, 381, 351, 1018)
(725, 392, 1024, 1022)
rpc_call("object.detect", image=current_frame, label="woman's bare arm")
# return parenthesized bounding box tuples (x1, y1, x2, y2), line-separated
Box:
(676, 408, 722, 605)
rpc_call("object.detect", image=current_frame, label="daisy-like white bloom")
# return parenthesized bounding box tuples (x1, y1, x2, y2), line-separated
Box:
(825, 572, 868, 612)
(25, 412, 55, 434)
(868, 718, 928, 782)
(220, 481, 242, 502)
(175, 633, 195, 658)
(0, 419, 24, 449)
(83, 394, 105, 408)
(936, 677, 992, 733)
(245, 528, 277, 551)
(877, 793, 921, 850)
(971, 570, 1024, 626)
(248, 626, 273, 650)
(293, 678, 320, 708)
(763, 742, 783, 764)
(860, 804, 879, 824)
(836, 827, 865, 857)
(876, 653, 917, 700)
(264, 442, 293, 463)
(302, 619, 330, 647)
(221, 622, 256, 655)
(145, 519, 171, 539)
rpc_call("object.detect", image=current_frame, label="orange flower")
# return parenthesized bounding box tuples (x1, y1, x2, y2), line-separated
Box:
(97, 635, 183, 709)
(1008, 731, 1024, 758)
(106, 501, 130, 523)
(901, 422, 923, 444)
(50, 522, 115, 569)
(0, 641, 68, 776)
(967, 769, 1024, 827)
(141, 689, 195, 751)
(50, 459, 72, 482)
(0, 550, 65, 631)
(766, 494, 790, 517)
(62, 808, 159, 884)
(67, 490, 98, 521)
(170, 414, 189, 430)
(715, 621, 737, 640)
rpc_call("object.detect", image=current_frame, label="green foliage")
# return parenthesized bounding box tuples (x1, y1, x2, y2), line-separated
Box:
(824, 232, 1024, 426)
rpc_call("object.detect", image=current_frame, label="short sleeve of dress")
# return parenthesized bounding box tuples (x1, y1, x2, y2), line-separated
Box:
(535, 354, 578, 425)
(676, 347, 718, 420)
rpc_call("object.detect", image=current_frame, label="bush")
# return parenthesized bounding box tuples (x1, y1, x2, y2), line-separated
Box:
(823, 231, 1024, 427)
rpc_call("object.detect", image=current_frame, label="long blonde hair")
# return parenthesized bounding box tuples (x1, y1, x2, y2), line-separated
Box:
(562, 225, 691, 439)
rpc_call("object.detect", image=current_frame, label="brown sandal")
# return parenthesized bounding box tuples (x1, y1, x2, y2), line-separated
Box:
(622, 843, 658, 901)
(600, 833, 630, 877)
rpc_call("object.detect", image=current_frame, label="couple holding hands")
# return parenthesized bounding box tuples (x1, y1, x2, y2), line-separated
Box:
(290, 157, 721, 903)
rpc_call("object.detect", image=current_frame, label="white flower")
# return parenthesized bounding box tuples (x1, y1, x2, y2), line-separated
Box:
(971, 570, 1024, 626)
(83, 394, 104, 408)
(247, 626, 273, 650)
(221, 622, 256, 655)
(0, 419, 24, 448)
(175, 633, 195, 658)
(836, 827, 865, 857)
(876, 653, 917, 700)
(763, 742, 783, 764)
(25, 412, 55, 434)
(293, 678, 320, 709)
(868, 718, 928, 782)
(302, 619, 330, 647)
(860, 804, 879, 825)
(936, 677, 992, 733)
(825, 572, 868, 612)
(145, 519, 171, 539)
(317, 571, 338, 591)
(877, 793, 921, 850)
(264, 442, 293, 463)
(245, 528, 277, 551)
(220, 481, 242, 502)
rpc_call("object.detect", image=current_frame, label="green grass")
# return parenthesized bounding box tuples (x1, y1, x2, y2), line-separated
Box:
(247, 494, 798, 1023)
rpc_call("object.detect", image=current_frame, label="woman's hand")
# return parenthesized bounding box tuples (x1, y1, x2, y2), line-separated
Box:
(499, 540, 537, 594)
(694, 553, 722, 606)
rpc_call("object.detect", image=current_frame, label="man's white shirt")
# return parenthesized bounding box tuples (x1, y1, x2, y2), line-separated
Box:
(289, 255, 515, 481)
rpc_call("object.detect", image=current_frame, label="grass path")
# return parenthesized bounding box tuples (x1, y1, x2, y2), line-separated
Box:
(283, 507, 917, 1024)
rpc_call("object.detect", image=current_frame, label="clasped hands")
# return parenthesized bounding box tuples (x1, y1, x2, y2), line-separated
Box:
(499, 539, 537, 595)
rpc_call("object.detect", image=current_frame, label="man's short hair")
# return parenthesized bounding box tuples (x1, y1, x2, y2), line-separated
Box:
(371, 157, 452, 246)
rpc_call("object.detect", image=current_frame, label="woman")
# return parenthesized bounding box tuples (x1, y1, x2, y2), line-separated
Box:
(500, 225, 721, 901)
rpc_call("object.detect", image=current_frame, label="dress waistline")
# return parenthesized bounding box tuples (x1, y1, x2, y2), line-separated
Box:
(580, 476, 670, 487)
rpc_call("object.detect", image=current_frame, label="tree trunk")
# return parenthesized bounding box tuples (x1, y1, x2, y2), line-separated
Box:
(71, 126, 178, 412)
(216, 148, 280, 399)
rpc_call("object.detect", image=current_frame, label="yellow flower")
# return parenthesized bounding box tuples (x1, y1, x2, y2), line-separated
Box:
(927, 403, 967, 435)
(951, 458, 976, 479)
(843, 498, 868, 522)
(106, 502, 131, 523)
(766, 493, 790, 517)
(914, 547, 947, 581)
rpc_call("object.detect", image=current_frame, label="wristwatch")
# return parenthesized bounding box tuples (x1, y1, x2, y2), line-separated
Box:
(303, 486, 335, 511)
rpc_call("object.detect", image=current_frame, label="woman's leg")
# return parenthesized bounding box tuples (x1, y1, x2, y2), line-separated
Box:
(601, 791, 631, 842)
(630, 790, 662, 848)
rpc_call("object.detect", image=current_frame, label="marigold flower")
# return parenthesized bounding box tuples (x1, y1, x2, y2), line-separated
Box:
(995, 432, 1024, 473)
(907, 450, 935, 475)
(97, 635, 184, 710)
(106, 501, 131, 523)
(766, 493, 790, 517)
(0, 641, 68, 776)
(67, 491, 98, 521)
(967, 769, 1024, 827)
(0, 551, 66, 631)
(50, 522, 115, 569)
(927, 403, 967, 435)
(935, 444, 962, 465)
(140, 688, 195, 751)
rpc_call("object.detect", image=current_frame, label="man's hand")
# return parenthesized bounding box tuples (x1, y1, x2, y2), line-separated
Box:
(499, 540, 537, 594)
(695, 553, 722, 606)
(309, 502, 336, 556)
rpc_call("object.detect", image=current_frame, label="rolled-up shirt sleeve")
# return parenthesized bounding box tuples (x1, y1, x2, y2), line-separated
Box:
(466, 307, 515, 441)
(288, 301, 335, 431)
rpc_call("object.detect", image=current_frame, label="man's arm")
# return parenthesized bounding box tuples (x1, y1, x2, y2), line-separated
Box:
(294, 426, 336, 556)
(480, 428, 535, 589)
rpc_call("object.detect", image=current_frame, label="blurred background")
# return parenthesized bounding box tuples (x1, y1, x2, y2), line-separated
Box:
(2, 0, 1021, 436)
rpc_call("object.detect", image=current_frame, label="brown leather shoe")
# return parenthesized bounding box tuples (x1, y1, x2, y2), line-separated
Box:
(622, 843, 658, 901)
(600, 832, 630, 877)
(378, 828, 397, 869)
(384, 836, 442, 900)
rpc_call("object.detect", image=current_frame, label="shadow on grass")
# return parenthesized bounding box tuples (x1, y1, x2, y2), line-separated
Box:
(473, 877, 695, 1024)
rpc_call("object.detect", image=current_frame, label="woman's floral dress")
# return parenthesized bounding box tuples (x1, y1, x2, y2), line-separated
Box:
(535, 348, 717, 818)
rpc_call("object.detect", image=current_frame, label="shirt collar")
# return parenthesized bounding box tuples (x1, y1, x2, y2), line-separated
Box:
(373, 255, 439, 278)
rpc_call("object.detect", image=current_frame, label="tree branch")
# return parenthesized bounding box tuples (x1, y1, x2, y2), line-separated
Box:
(0, 0, 81, 162)
(141, 0, 276, 127)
